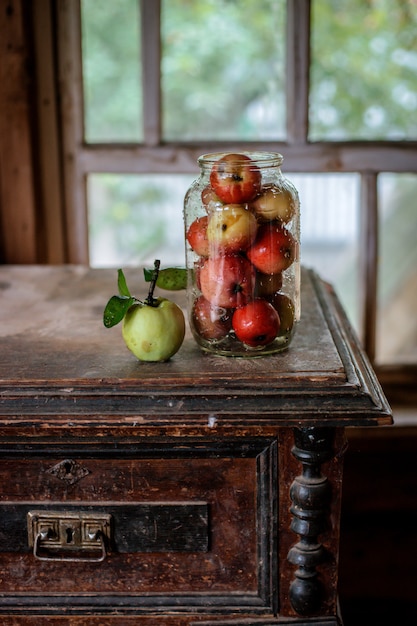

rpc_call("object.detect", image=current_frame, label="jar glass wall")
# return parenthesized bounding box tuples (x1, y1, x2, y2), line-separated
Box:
(184, 152, 300, 357)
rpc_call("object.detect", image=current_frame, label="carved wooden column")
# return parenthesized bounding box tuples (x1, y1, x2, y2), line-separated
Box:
(287, 426, 335, 616)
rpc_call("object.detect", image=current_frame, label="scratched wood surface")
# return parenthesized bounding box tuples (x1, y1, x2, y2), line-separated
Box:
(0, 266, 342, 380)
(0, 265, 392, 433)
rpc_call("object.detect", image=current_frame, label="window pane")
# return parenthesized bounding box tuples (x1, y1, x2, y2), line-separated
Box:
(376, 174, 417, 364)
(161, 0, 286, 141)
(88, 174, 192, 268)
(81, 0, 142, 142)
(88, 172, 361, 334)
(310, 1, 417, 140)
(291, 173, 360, 330)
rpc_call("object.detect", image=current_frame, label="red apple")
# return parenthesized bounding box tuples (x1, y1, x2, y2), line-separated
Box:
(232, 299, 280, 347)
(251, 183, 297, 223)
(210, 153, 262, 204)
(269, 292, 295, 336)
(207, 204, 258, 254)
(191, 295, 232, 340)
(199, 254, 256, 309)
(201, 185, 223, 212)
(247, 222, 297, 274)
(186, 216, 209, 257)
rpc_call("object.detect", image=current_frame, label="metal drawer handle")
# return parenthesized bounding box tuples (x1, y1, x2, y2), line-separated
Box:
(27, 511, 111, 563)
(33, 529, 107, 562)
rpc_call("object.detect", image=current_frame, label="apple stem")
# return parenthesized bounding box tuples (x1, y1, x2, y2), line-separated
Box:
(145, 259, 160, 307)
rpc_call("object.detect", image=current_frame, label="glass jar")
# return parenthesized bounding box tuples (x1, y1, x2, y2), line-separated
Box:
(183, 152, 300, 357)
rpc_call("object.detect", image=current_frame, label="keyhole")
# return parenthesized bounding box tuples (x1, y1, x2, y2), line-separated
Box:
(66, 527, 74, 544)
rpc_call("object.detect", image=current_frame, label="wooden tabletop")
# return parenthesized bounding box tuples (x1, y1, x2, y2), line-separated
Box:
(0, 265, 392, 435)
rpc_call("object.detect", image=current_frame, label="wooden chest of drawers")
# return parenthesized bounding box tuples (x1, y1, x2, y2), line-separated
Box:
(0, 266, 391, 625)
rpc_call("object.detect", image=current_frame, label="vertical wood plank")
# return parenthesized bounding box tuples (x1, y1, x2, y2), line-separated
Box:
(32, 0, 66, 263)
(56, 0, 89, 263)
(0, 0, 38, 263)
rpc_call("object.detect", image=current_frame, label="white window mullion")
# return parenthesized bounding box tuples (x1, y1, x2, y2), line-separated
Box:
(359, 172, 379, 362)
(140, 0, 161, 146)
(286, 0, 311, 145)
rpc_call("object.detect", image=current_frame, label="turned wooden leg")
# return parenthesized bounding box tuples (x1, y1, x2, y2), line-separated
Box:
(287, 426, 335, 616)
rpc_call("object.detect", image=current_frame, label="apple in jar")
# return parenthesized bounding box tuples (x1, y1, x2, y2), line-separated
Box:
(193, 257, 205, 291)
(207, 204, 258, 254)
(251, 183, 298, 223)
(232, 299, 280, 347)
(254, 270, 283, 298)
(247, 222, 297, 274)
(192, 295, 233, 340)
(199, 254, 256, 309)
(201, 185, 223, 212)
(269, 292, 296, 336)
(210, 153, 262, 204)
(186, 215, 209, 257)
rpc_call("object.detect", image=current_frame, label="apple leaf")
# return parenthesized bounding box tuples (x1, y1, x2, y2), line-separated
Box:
(103, 295, 135, 328)
(144, 266, 187, 291)
(117, 268, 131, 297)
(143, 267, 155, 283)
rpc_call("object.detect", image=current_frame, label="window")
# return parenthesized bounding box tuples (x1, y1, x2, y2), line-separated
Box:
(36, 0, 417, 402)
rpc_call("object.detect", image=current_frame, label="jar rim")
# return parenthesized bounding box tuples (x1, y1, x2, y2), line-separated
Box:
(198, 151, 284, 168)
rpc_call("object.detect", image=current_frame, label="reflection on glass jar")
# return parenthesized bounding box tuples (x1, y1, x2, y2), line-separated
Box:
(184, 152, 300, 357)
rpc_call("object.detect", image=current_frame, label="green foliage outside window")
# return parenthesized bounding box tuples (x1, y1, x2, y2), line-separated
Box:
(310, 0, 417, 140)
(81, 0, 417, 363)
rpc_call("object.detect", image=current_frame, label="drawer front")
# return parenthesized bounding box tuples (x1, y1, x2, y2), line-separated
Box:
(0, 440, 277, 616)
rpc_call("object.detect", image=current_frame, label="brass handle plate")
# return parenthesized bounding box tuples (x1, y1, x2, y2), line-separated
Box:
(27, 511, 111, 562)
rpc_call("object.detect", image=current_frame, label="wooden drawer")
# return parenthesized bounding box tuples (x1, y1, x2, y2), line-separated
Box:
(0, 439, 277, 620)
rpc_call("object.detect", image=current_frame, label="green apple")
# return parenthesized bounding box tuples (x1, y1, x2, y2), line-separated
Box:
(103, 262, 186, 362)
(122, 297, 185, 362)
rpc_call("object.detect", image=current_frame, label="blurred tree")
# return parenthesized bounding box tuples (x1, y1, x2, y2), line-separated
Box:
(310, 0, 417, 140)
(161, 0, 285, 140)
(81, 0, 142, 142)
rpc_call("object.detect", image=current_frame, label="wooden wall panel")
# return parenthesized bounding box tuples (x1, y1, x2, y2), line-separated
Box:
(0, 0, 38, 263)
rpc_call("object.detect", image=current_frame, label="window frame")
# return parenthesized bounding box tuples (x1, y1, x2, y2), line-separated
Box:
(38, 0, 417, 403)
